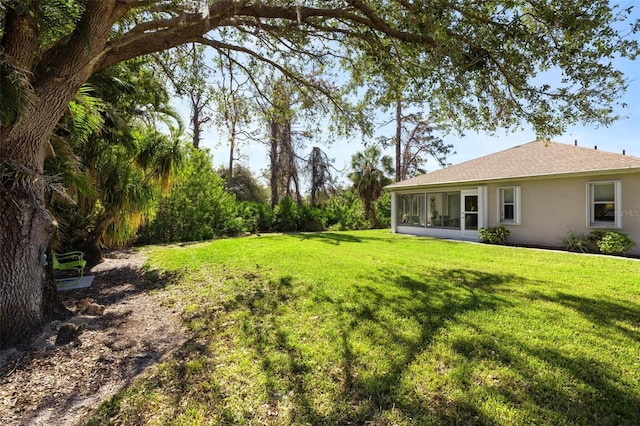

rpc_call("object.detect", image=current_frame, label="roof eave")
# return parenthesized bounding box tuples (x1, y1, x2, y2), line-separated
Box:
(385, 166, 640, 191)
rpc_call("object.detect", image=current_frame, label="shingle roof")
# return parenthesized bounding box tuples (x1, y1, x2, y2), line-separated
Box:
(386, 140, 640, 189)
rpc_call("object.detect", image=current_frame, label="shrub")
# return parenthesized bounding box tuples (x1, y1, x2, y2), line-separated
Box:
(561, 232, 597, 253)
(138, 149, 241, 244)
(479, 226, 510, 244)
(324, 190, 369, 230)
(297, 204, 327, 232)
(239, 202, 274, 233)
(274, 196, 298, 232)
(375, 192, 391, 228)
(586, 230, 607, 249)
(597, 231, 636, 255)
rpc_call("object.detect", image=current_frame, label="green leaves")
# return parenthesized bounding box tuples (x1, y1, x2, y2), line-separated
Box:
(343, 0, 639, 137)
(0, 51, 33, 127)
(349, 146, 393, 223)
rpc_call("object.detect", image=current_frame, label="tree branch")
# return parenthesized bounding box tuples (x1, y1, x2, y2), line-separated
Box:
(96, 2, 435, 71)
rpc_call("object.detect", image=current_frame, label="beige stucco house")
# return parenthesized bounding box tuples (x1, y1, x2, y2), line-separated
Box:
(386, 140, 640, 255)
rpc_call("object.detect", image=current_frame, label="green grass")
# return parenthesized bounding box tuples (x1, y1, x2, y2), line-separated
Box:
(88, 230, 640, 425)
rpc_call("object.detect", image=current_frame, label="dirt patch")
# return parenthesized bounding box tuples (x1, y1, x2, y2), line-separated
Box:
(0, 250, 187, 426)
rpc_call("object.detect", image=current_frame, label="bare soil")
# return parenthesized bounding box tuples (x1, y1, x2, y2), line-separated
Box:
(0, 250, 187, 426)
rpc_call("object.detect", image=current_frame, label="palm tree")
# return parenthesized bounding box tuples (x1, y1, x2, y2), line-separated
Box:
(349, 146, 394, 225)
(47, 61, 184, 264)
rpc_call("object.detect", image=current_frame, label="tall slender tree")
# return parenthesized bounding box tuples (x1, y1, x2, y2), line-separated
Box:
(385, 102, 454, 181)
(213, 50, 254, 191)
(306, 146, 334, 206)
(260, 77, 304, 208)
(154, 43, 214, 149)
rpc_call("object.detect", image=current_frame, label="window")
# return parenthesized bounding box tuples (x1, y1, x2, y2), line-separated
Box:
(397, 193, 425, 226)
(427, 192, 461, 228)
(498, 187, 520, 224)
(587, 181, 621, 228)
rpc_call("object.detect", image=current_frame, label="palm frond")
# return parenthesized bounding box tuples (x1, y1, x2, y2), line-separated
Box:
(0, 50, 34, 127)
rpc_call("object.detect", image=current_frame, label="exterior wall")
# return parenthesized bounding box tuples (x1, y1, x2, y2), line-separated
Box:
(391, 172, 640, 255)
(484, 174, 640, 255)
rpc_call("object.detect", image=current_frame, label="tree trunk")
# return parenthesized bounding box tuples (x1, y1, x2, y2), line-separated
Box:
(191, 92, 202, 149)
(0, 1, 119, 348)
(395, 98, 402, 182)
(0, 183, 69, 348)
(227, 120, 236, 191)
(270, 120, 279, 209)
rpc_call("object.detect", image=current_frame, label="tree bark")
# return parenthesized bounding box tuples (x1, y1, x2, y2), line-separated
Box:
(269, 120, 279, 209)
(0, 180, 68, 347)
(191, 92, 202, 149)
(0, 0, 122, 348)
(395, 98, 402, 182)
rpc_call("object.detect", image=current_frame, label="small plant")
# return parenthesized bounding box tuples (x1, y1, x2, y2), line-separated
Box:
(597, 231, 636, 255)
(561, 232, 597, 253)
(479, 225, 510, 244)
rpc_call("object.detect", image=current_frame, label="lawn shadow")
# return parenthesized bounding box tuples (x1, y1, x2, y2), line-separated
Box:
(532, 291, 640, 342)
(323, 267, 515, 424)
(449, 325, 640, 425)
(85, 258, 640, 425)
(295, 230, 405, 245)
(239, 266, 517, 424)
(297, 231, 363, 245)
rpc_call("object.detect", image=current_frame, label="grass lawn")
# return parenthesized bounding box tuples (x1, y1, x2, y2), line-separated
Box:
(88, 230, 640, 425)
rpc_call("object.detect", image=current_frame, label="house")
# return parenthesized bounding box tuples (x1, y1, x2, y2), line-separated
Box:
(385, 140, 640, 255)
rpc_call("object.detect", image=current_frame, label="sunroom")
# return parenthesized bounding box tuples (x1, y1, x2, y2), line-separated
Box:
(392, 187, 488, 240)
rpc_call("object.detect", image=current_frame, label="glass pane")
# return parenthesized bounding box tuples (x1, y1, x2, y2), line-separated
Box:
(428, 194, 441, 226)
(594, 203, 615, 222)
(411, 194, 425, 225)
(503, 204, 515, 220)
(465, 195, 478, 212)
(444, 193, 461, 228)
(594, 184, 614, 202)
(465, 213, 478, 230)
(398, 195, 408, 223)
(503, 188, 514, 203)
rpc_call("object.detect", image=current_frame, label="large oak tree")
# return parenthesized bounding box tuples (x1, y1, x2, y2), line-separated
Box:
(0, 0, 638, 348)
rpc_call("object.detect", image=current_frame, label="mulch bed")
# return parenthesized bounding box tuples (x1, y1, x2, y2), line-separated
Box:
(0, 250, 187, 426)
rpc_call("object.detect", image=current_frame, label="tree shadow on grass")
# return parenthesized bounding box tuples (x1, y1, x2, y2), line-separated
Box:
(235, 266, 517, 424)
(295, 230, 404, 245)
(86, 262, 640, 425)
(531, 291, 640, 342)
(297, 231, 364, 245)
(449, 327, 640, 425)
(325, 268, 516, 424)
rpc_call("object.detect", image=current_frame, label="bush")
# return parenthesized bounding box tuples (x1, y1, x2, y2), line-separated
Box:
(560, 230, 636, 256)
(561, 232, 598, 253)
(324, 190, 370, 231)
(274, 196, 299, 232)
(479, 226, 510, 244)
(138, 149, 241, 244)
(375, 192, 391, 228)
(597, 231, 636, 255)
(297, 204, 327, 232)
(239, 202, 274, 233)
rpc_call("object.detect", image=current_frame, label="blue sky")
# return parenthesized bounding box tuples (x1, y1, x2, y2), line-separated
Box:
(191, 5, 639, 189)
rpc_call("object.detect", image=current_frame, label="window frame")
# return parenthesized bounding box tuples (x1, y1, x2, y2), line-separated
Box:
(497, 186, 521, 225)
(397, 193, 426, 226)
(587, 180, 621, 228)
